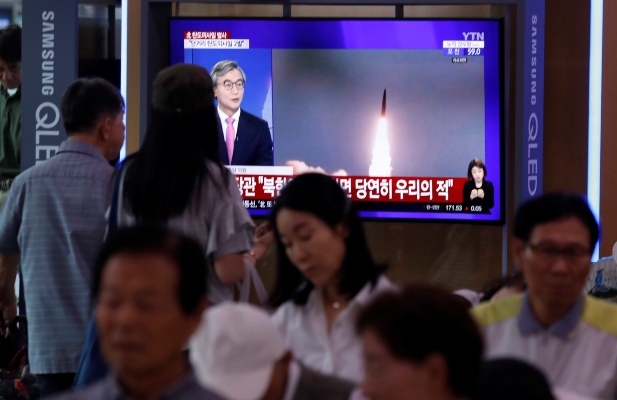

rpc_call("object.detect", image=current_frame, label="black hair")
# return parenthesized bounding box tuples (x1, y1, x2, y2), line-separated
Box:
(356, 284, 484, 398)
(121, 106, 227, 221)
(467, 158, 487, 180)
(268, 173, 385, 307)
(513, 192, 599, 250)
(475, 358, 554, 400)
(0, 24, 20, 63)
(60, 77, 125, 135)
(92, 224, 207, 315)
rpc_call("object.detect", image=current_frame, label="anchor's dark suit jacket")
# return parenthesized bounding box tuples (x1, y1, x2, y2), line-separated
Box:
(217, 110, 273, 166)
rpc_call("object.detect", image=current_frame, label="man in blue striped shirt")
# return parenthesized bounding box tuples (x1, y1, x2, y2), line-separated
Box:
(0, 77, 125, 396)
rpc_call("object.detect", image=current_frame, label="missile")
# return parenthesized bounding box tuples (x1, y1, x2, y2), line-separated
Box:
(381, 89, 387, 117)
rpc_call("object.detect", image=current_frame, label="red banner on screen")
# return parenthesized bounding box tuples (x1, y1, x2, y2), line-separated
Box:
(234, 175, 467, 203)
(184, 31, 230, 39)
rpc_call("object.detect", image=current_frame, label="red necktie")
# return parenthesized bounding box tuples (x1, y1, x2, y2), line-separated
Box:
(225, 117, 235, 164)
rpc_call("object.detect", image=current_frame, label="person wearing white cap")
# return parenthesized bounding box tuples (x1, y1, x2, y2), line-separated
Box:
(190, 302, 355, 400)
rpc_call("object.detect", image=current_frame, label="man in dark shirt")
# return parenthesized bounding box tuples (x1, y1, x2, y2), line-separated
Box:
(0, 24, 21, 207)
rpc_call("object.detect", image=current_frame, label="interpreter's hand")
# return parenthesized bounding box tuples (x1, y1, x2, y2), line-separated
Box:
(470, 189, 478, 199)
(477, 189, 485, 199)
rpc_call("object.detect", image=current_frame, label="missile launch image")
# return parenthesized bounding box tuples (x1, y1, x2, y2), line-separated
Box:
(369, 89, 392, 177)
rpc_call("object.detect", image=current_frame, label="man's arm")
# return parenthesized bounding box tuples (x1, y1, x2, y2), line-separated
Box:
(0, 253, 20, 325)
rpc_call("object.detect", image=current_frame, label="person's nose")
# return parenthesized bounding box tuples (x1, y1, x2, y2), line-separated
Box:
(549, 256, 570, 275)
(291, 243, 309, 264)
(112, 304, 142, 331)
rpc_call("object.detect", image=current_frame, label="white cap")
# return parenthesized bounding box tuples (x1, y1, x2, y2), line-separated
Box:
(189, 303, 287, 400)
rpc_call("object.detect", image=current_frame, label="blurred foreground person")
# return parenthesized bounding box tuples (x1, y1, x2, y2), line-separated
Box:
(269, 173, 394, 383)
(191, 302, 355, 400)
(475, 358, 554, 400)
(356, 284, 483, 400)
(52, 225, 225, 400)
(0, 77, 124, 395)
(472, 193, 617, 399)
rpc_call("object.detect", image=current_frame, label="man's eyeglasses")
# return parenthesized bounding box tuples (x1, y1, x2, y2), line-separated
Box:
(219, 80, 245, 91)
(526, 242, 591, 264)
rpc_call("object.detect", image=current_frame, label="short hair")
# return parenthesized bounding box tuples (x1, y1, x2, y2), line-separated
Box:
(356, 284, 484, 398)
(210, 60, 246, 86)
(92, 224, 207, 315)
(513, 192, 599, 250)
(0, 24, 21, 63)
(467, 158, 487, 180)
(268, 173, 385, 307)
(475, 358, 554, 400)
(61, 77, 125, 135)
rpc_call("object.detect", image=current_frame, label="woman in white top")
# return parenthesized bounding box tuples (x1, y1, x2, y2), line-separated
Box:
(270, 173, 394, 384)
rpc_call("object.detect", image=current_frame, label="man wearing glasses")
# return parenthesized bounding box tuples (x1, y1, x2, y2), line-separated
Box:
(0, 24, 21, 207)
(472, 193, 617, 399)
(210, 60, 273, 166)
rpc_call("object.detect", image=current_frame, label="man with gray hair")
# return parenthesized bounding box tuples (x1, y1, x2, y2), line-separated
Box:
(210, 60, 273, 166)
(0, 77, 125, 396)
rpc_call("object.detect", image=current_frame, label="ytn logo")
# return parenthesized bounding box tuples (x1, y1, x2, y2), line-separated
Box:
(462, 32, 484, 41)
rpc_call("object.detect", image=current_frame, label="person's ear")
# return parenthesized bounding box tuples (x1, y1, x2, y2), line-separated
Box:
(511, 238, 526, 272)
(98, 116, 113, 141)
(423, 353, 449, 392)
(335, 221, 349, 239)
(188, 297, 209, 333)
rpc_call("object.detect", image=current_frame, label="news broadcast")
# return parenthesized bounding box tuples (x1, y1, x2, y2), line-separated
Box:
(169, 19, 504, 223)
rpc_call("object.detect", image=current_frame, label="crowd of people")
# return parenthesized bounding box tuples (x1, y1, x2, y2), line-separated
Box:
(2, 23, 617, 400)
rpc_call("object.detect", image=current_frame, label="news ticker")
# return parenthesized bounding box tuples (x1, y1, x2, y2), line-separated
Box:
(242, 198, 487, 214)
(232, 174, 469, 204)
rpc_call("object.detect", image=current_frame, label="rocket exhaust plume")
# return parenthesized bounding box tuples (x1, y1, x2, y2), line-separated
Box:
(369, 89, 392, 177)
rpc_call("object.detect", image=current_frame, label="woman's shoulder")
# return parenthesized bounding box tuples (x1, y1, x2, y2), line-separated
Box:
(200, 160, 237, 195)
(271, 300, 302, 328)
(372, 275, 397, 294)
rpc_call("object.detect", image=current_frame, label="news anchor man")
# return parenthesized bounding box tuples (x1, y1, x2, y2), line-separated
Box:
(211, 60, 273, 166)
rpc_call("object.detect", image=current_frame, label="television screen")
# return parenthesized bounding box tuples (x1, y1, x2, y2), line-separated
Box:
(170, 18, 504, 223)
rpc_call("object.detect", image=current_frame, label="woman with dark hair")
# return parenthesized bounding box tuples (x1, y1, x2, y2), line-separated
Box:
(117, 64, 254, 303)
(462, 158, 494, 214)
(74, 63, 255, 388)
(269, 173, 394, 384)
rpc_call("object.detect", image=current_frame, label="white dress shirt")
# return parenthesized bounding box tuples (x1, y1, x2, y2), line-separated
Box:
(272, 275, 396, 384)
(217, 106, 241, 144)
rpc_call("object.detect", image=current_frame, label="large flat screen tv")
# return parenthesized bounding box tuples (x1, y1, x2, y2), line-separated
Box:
(170, 18, 504, 223)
